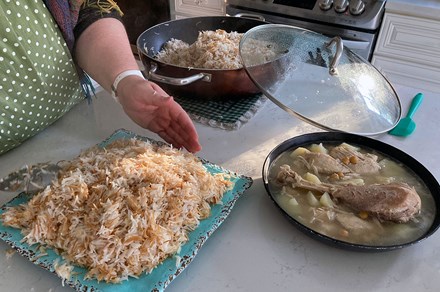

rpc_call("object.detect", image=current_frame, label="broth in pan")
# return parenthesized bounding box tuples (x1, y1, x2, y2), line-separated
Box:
(268, 142, 436, 246)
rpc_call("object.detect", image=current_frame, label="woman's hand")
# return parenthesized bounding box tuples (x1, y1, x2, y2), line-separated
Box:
(116, 76, 202, 153)
(74, 18, 200, 152)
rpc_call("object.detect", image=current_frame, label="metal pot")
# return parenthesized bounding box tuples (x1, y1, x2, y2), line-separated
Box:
(136, 16, 268, 100)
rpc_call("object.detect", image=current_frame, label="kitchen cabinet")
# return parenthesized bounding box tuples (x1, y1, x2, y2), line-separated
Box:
(117, 0, 170, 49)
(371, 0, 440, 94)
(170, 0, 225, 19)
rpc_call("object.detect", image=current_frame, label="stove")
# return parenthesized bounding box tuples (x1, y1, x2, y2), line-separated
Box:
(226, 0, 387, 60)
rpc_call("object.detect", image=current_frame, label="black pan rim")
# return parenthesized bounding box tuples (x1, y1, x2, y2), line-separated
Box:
(136, 15, 269, 58)
(262, 132, 440, 252)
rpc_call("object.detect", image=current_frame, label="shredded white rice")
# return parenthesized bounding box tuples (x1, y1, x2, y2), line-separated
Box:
(1, 139, 232, 283)
(5, 248, 15, 260)
(53, 259, 74, 286)
(155, 29, 278, 69)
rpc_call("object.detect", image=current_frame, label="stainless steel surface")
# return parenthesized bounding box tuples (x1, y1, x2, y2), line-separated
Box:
(226, 0, 386, 30)
(350, 0, 366, 15)
(148, 62, 212, 85)
(234, 12, 266, 21)
(228, 7, 376, 60)
(334, 0, 349, 13)
(319, 0, 334, 11)
(226, 0, 386, 60)
(226, 0, 386, 61)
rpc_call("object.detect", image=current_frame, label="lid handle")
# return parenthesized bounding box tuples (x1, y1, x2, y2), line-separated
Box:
(326, 36, 344, 76)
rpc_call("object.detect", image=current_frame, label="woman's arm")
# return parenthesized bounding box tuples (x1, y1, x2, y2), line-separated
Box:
(74, 18, 201, 153)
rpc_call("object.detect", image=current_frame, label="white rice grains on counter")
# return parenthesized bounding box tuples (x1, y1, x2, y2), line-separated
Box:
(1, 138, 233, 283)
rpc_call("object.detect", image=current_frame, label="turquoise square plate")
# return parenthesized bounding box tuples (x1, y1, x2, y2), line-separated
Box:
(0, 129, 253, 291)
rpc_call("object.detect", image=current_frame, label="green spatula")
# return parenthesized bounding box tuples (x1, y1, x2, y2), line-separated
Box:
(389, 93, 424, 137)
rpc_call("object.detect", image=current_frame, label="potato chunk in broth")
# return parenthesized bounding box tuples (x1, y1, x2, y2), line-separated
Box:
(268, 142, 436, 246)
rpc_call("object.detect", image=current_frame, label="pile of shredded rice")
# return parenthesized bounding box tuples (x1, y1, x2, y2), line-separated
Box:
(155, 29, 279, 70)
(155, 29, 243, 69)
(1, 139, 232, 283)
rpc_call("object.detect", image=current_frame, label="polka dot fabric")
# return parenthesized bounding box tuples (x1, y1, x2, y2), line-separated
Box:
(0, 0, 84, 155)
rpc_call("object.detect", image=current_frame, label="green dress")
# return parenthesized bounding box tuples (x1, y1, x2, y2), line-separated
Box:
(0, 0, 84, 155)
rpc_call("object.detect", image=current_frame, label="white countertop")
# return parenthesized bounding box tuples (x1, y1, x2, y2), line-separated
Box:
(1, 82, 439, 291)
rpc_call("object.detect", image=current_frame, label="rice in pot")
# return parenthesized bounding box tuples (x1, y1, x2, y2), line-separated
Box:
(155, 29, 278, 69)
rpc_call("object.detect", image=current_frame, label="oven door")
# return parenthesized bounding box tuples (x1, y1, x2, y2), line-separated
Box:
(226, 6, 377, 61)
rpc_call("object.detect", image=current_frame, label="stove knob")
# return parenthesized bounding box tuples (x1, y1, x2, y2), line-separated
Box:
(349, 0, 365, 15)
(319, 0, 333, 11)
(334, 0, 349, 13)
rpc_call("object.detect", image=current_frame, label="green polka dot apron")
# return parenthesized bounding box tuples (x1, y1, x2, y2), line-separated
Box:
(0, 0, 84, 155)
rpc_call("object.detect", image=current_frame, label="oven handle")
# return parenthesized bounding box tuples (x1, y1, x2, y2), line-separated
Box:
(339, 39, 370, 50)
(232, 13, 266, 22)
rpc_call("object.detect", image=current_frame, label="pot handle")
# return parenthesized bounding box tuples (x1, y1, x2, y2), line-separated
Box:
(147, 62, 212, 86)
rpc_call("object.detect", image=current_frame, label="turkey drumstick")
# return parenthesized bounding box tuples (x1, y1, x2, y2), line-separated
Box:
(277, 165, 421, 223)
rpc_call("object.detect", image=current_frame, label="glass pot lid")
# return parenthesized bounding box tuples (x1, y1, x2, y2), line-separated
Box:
(239, 24, 402, 135)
